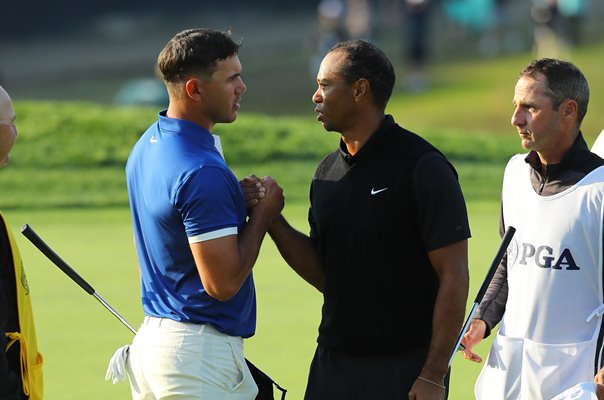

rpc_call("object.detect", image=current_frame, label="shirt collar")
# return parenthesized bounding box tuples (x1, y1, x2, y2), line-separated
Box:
(157, 110, 216, 149)
(339, 114, 395, 164)
(524, 132, 590, 177)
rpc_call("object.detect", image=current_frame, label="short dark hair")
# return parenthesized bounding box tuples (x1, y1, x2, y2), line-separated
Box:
(328, 40, 395, 110)
(158, 28, 241, 84)
(520, 58, 589, 126)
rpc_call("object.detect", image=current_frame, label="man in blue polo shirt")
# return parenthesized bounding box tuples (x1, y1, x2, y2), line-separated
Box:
(124, 28, 284, 399)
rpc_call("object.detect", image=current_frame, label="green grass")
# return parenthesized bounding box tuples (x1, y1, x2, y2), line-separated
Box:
(390, 42, 604, 139)
(5, 209, 139, 400)
(4, 200, 501, 400)
(0, 108, 515, 209)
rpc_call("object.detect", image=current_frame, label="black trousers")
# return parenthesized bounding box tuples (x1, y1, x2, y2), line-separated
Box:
(304, 345, 450, 400)
(0, 274, 20, 400)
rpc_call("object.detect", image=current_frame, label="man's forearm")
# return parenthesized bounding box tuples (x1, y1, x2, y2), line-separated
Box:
(420, 240, 469, 382)
(474, 258, 508, 337)
(269, 214, 325, 292)
(420, 277, 468, 381)
(197, 211, 271, 302)
(236, 209, 273, 282)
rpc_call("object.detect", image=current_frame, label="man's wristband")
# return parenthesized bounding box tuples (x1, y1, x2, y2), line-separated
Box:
(417, 376, 446, 390)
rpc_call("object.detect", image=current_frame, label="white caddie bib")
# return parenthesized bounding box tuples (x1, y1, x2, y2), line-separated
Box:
(550, 382, 599, 400)
(475, 155, 604, 400)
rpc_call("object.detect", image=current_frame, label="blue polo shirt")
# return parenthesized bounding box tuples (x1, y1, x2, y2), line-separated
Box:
(125, 111, 255, 338)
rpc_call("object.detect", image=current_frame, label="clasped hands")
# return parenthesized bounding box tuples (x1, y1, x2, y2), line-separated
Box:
(240, 175, 284, 222)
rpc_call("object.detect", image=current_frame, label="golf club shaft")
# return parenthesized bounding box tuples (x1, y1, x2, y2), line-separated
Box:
(93, 293, 137, 334)
(448, 225, 516, 366)
(21, 224, 137, 335)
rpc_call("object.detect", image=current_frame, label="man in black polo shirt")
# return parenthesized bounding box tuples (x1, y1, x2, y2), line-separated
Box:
(262, 40, 471, 399)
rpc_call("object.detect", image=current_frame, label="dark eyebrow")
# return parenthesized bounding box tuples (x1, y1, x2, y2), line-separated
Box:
(513, 98, 533, 108)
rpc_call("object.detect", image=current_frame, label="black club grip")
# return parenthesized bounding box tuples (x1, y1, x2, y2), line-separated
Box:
(21, 224, 96, 295)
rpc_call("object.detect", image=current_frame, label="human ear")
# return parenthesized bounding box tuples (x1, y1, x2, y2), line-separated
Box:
(184, 78, 203, 101)
(561, 99, 578, 119)
(353, 79, 369, 100)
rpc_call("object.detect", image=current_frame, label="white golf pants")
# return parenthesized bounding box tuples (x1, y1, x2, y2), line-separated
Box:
(126, 316, 258, 400)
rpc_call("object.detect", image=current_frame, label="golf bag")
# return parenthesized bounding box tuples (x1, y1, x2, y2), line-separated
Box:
(246, 359, 287, 400)
(0, 212, 43, 399)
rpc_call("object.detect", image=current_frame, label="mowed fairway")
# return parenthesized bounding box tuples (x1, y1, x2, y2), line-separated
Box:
(5, 199, 500, 400)
(3, 41, 604, 399)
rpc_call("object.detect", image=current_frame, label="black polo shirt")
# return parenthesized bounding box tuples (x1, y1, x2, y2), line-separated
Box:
(309, 115, 471, 355)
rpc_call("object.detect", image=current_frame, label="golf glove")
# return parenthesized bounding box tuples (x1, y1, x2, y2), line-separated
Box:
(105, 344, 130, 384)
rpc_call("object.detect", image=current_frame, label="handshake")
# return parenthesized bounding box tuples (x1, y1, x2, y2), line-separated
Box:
(240, 175, 285, 227)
